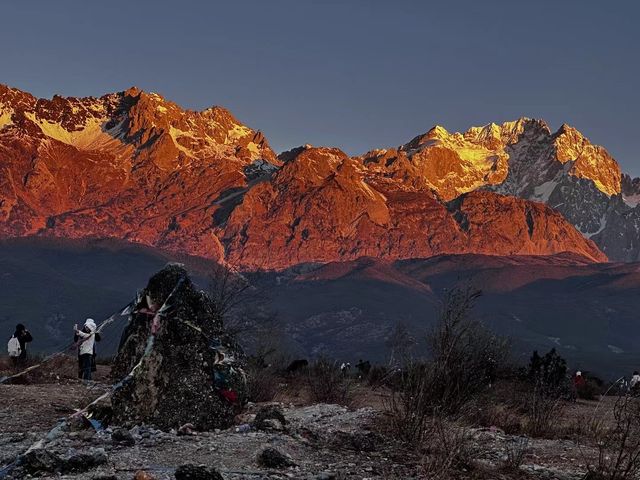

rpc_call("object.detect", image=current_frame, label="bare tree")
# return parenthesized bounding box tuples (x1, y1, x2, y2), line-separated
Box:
(386, 321, 417, 369)
(207, 262, 252, 319)
(385, 285, 509, 445)
(427, 285, 508, 415)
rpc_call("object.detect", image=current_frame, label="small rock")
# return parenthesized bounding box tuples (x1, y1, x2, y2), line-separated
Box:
(19, 449, 62, 474)
(174, 464, 224, 480)
(178, 423, 197, 436)
(258, 447, 296, 469)
(332, 431, 380, 452)
(112, 428, 136, 446)
(316, 473, 336, 480)
(62, 448, 108, 472)
(67, 415, 93, 432)
(253, 406, 287, 432)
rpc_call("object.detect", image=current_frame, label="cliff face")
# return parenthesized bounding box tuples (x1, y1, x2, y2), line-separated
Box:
(0, 84, 277, 261)
(0, 85, 617, 268)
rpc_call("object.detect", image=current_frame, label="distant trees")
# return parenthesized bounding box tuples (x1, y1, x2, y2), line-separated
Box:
(527, 348, 570, 398)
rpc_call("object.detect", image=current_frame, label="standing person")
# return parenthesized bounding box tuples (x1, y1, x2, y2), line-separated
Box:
(74, 319, 97, 382)
(7, 324, 33, 366)
(74, 322, 101, 378)
(630, 371, 640, 393)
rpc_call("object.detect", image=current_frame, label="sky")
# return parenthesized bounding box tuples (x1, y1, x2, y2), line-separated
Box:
(1, 1, 638, 175)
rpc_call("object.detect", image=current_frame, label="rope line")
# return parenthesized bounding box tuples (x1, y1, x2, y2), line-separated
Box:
(0, 304, 134, 385)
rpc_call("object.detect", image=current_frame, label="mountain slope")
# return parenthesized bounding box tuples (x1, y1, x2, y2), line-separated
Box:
(222, 146, 605, 268)
(271, 253, 640, 377)
(0, 238, 636, 377)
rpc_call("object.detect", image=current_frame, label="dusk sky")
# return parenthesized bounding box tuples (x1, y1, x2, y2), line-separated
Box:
(1, 1, 638, 175)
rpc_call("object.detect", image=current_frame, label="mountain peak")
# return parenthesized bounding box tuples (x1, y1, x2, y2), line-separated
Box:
(124, 86, 143, 98)
(552, 122, 621, 196)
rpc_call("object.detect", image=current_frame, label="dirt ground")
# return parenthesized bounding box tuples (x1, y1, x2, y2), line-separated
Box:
(0, 359, 615, 479)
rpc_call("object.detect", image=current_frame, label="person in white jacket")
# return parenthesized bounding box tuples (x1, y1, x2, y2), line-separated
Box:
(74, 318, 97, 381)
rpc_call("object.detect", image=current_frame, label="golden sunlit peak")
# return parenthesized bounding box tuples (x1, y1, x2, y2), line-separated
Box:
(426, 125, 450, 138)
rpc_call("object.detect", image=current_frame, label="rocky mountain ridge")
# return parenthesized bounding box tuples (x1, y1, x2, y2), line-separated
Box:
(362, 118, 639, 261)
(0, 84, 276, 259)
(223, 146, 605, 268)
(2, 85, 637, 267)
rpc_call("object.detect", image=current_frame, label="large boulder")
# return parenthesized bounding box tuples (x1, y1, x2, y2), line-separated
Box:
(111, 264, 246, 430)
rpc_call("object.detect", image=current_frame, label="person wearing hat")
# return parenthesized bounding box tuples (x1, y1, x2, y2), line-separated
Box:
(631, 371, 640, 393)
(73, 318, 102, 379)
(74, 319, 97, 381)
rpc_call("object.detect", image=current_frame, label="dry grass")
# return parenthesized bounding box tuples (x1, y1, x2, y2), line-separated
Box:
(246, 365, 281, 403)
(306, 358, 353, 406)
(502, 436, 530, 472)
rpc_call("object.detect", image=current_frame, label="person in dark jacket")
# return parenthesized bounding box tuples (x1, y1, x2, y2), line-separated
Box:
(11, 324, 33, 365)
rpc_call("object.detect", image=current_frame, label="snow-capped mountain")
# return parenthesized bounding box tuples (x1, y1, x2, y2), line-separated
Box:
(362, 119, 640, 261)
(1, 85, 636, 268)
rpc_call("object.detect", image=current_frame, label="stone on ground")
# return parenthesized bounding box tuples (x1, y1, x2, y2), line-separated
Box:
(258, 447, 296, 469)
(252, 405, 287, 432)
(174, 463, 224, 480)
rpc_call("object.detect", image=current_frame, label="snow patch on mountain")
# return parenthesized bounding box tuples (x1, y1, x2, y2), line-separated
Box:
(582, 214, 607, 239)
(24, 112, 128, 152)
(623, 194, 640, 207)
(533, 180, 559, 203)
(226, 124, 252, 142)
(0, 110, 13, 129)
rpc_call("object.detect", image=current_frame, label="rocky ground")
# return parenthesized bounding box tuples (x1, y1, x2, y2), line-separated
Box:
(0, 371, 606, 480)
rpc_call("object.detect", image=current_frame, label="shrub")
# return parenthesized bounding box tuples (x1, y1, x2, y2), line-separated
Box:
(366, 365, 390, 387)
(385, 362, 433, 443)
(515, 348, 571, 437)
(576, 372, 605, 401)
(526, 348, 571, 398)
(586, 394, 640, 479)
(306, 358, 351, 405)
(425, 286, 509, 415)
(523, 382, 565, 437)
(473, 401, 523, 435)
(502, 436, 530, 472)
(418, 417, 476, 479)
(246, 364, 280, 403)
(385, 286, 510, 444)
